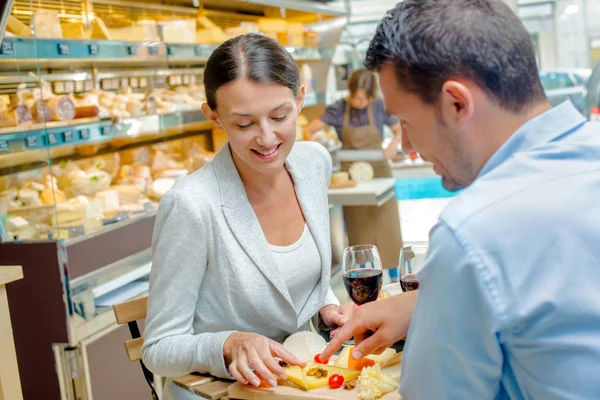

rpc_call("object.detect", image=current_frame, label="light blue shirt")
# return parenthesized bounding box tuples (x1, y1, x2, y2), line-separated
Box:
(400, 102, 600, 400)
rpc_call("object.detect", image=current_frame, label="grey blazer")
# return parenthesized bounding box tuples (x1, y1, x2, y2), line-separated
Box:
(142, 141, 339, 393)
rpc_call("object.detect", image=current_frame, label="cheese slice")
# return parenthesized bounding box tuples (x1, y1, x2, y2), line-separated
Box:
(279, 363, 361, 391)
(334, 346, 398, 369)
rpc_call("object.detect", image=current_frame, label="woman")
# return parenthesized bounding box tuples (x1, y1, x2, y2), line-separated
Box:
(304, 69, 404, 281)
(142, 33, 355, 399)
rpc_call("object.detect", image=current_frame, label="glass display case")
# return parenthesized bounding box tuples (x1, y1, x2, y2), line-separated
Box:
(0, 1, 347, 398)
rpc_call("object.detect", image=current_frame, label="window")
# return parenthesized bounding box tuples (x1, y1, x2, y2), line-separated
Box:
(540, 72, 575, 90)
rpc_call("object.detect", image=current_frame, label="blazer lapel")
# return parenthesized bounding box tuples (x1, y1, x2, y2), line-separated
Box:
(214, 145, 294, 309)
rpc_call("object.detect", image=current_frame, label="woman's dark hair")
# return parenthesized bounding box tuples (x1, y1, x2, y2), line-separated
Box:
(203, 33, 300, 110)
(365, 0, 546, 113)
(348, 69, 378, 99)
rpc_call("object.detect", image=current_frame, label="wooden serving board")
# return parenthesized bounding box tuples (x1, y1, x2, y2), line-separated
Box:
(228, 363, 402, 400)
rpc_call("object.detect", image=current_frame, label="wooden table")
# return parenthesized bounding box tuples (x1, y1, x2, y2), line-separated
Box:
(0, 265, 24, 400)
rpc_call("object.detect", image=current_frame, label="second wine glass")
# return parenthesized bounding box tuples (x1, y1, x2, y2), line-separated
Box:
(342, 245, 383, 306)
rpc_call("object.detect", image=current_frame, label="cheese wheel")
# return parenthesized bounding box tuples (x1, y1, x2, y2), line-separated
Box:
(31, 100, 53, 123)
(282, 331, 326, 363)
(47, 96, 76, 121)
(349, 162, 374, 183)
(0, 105, 32, 127)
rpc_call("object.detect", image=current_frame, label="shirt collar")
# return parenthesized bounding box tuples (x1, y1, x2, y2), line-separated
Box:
(478, 101, 587, 178)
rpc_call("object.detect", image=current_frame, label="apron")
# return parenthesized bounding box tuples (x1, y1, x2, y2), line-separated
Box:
(340, 101, 403, 269)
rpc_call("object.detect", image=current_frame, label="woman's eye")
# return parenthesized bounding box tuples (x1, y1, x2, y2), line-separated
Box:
(237, 122, 253, 129)
(272, 115, 288, 122)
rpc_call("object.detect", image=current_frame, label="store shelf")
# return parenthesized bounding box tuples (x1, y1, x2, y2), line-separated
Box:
(245, 0, 346, 16)
(0, 109, 206, 154)
(0, 91, 325, 155)
(0, 37, 325, 63)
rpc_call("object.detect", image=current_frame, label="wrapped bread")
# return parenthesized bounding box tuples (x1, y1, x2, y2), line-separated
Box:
(47, 96, 76, 121)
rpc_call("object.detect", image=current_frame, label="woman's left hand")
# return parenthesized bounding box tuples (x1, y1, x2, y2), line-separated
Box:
(320, 302, 357, 338)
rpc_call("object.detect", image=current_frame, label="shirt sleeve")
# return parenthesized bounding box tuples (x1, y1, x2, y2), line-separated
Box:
(142, 189, 236, 379)
(399, 220, 504, 399)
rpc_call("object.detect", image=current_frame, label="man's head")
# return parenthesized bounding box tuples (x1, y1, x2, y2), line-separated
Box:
(366, 0, 548, 190)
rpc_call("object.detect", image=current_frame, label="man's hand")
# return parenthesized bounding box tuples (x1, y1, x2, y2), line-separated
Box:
(320, 291, 418, 361)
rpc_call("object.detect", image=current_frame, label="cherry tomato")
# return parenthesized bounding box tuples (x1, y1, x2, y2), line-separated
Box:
(314, 353, 328, 364)
(328, 374, 344, 389)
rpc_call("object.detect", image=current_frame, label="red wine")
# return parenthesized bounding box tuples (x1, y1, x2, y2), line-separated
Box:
(344, 269, 383, 305)
(400, 274, 419, 292)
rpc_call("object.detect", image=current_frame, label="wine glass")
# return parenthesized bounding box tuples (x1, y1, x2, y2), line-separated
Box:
(399, 245, 429, 292)
(343, 245, 383, 306)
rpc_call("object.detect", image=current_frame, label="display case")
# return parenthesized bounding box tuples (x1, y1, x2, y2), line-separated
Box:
(0, 1, 347, 398)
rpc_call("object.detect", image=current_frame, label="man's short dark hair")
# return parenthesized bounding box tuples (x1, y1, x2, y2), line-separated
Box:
(365, 0, 546, 113)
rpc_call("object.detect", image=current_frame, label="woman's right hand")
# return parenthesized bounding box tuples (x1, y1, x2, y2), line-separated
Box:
(224, 332, 305, 387)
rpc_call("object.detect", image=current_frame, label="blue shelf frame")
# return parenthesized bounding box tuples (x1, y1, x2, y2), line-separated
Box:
(0, 37, 323, 62)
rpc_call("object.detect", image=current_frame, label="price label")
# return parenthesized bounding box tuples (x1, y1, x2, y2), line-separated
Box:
(149, 46, 159, 55)
(25, 135, 38, 148)
(0, 41, 14, 55)
(63, 131, 74, 143)
(101, 126, 111, 136)
(58, 43, 70, 56)
(79, 129, 90, 140)
(89, 44, 99, 55)
(128, 45, 138, 56)
(47, 133, 59, 146)
(0, 139, 9, 152)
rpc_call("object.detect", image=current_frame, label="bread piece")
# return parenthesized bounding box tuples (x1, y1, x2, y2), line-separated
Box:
(331, 171, 350, 185)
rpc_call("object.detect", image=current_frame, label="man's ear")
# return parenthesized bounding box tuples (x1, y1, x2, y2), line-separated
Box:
(202, 103, 224, 130)
(439, 80, 475, 129)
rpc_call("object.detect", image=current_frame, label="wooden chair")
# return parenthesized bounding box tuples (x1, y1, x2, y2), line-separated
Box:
(112, 296, 233, 400)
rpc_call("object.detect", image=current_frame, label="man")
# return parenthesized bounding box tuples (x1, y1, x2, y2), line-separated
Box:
(321, 0, 600, 399)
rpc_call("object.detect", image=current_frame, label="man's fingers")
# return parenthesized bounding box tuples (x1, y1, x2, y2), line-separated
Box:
(353, 330, 394, 360)
(321, 320, 357, 360)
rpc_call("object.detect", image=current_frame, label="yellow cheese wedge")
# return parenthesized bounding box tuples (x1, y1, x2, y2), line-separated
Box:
(334, 346, 398, 369)
(279, 363, 361, 391)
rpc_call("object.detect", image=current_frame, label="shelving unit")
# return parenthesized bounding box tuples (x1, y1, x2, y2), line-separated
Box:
(0, 1, 347, 399)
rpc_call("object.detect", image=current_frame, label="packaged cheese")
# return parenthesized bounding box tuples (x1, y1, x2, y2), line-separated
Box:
(196, 27, 227, 44)
(159, 19, 196, 44)
(6, 16, 32, 37)
(258, 18, 287, 33)
(33, 10, 63, 39)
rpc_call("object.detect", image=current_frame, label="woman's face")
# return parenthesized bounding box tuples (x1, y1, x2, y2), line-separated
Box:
(202, 78, 304, 176)
(350, 89, 370, 110)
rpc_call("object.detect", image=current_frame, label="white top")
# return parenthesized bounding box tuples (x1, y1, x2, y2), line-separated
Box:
(270, 224, 322, 317)
(142, 142, 340, 400)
